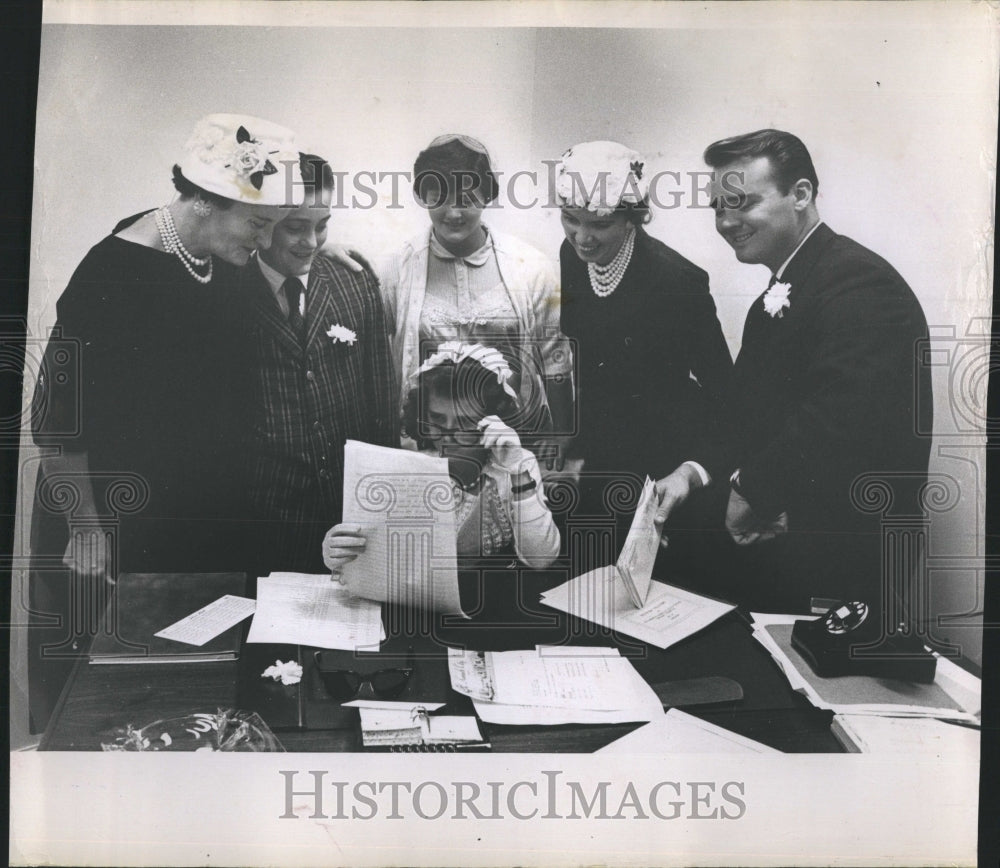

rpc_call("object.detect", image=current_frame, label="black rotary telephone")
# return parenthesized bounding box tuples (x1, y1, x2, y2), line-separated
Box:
(791, 601, 937, 683)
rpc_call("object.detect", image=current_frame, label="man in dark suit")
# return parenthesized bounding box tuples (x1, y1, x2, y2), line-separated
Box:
(655, 129, 932, 616)
(240, 153, 398, 573)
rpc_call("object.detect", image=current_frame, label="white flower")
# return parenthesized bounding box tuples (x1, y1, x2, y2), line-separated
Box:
(262, 659, 303, 686)
(231, 140, 270, 176)
(327, 323, 357, 345)
(763, 281, 792, 318)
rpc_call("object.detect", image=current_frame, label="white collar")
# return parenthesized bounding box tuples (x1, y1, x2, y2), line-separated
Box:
(257, 254, 307, 299)
(775, 219, 823, 280)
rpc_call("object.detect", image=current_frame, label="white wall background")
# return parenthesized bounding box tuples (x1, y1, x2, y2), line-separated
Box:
(12, 11, 995, 745)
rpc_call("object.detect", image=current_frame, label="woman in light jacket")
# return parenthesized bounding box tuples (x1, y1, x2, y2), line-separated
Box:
(379, 134, 572, 460)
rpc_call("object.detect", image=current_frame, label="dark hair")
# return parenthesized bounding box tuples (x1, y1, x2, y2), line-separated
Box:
(559, 199, 650, 228)
(298, 152, 336, 207)
(401, 356, 519, 449)
(412, 137, 499, 207)
(703, 129, 819, 196)
(621, 199, 652, 227)
(170, 165, 235, 210)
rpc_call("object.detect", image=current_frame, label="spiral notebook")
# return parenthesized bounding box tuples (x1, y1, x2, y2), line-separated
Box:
(356, 703, 490, 751)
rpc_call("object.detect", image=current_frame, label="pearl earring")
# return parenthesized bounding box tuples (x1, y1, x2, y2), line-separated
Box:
(193, 199, 213, 218)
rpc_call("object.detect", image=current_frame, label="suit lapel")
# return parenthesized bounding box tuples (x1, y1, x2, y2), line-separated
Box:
(779, 222, 836, 296)
(305, 262, 360, 354)
(305, 274, 333, 351)
(246, 258, 305, 358)
(744, 224, 837, 333)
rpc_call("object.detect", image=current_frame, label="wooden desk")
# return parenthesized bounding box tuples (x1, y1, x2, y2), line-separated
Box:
(40, 601, 842, 753)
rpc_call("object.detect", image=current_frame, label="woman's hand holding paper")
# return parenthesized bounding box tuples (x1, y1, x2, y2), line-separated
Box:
(321, 523, 367, 580)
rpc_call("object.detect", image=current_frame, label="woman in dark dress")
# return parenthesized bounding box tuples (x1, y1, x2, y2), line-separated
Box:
(555, 141, 733, 541)
(27, 114, 304, 731)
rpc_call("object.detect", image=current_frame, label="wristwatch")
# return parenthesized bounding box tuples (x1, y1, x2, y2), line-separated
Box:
(511, 478, 537, 496)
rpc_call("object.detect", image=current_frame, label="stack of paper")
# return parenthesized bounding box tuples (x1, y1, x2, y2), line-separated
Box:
(750, 613, 980, 723)
(448, 646, 664, 725)
(830, 714, 980, 756)
(540, 569, 734, 650)
(597, 708, 781, 755)
(246, 572, 384, 650)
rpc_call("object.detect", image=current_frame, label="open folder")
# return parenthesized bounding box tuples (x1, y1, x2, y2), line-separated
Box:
(540, 477, 734, 649)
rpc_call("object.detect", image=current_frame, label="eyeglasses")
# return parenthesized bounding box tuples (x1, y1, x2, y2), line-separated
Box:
(419, 419, 481, 443)
(314, 647, 415, 701)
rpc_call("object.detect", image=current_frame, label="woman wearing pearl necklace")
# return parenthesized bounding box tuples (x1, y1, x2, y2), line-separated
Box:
(26, 114, 303, 733)
(555, 140, 733, 544)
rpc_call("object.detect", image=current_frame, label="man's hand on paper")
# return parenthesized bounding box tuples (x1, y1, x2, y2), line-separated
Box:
(724, 488, 789, 545)
(322, 523, 367, 581)
(653, 464, 702, 546)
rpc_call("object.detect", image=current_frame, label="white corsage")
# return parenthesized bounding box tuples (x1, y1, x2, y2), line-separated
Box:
(327, 323, 357, 345)
(763, 281, 792, 318)
(261, 659, 303, 686)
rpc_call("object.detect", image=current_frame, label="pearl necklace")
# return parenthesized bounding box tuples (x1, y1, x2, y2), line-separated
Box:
(587, 224, 635, 298)
(155, 207, 213, 284)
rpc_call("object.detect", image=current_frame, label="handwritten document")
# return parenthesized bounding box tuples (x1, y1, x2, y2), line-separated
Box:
(153, 595, 256, 646)
(448, 646, 663, 725)
(540, 567, 734, 649)
(341, 440, 464, 615)
(246, 572, 384, 651)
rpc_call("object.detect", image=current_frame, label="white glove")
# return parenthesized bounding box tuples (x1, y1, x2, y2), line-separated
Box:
(478, 416, 538, 476)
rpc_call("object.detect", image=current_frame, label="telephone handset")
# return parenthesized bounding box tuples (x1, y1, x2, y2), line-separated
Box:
(791, 601, 936, 683)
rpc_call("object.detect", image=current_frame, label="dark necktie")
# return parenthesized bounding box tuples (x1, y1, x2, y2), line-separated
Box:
(282, 277, 306, 344)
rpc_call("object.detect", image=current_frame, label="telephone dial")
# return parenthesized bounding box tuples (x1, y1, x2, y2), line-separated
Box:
(791, 601, 937, 683)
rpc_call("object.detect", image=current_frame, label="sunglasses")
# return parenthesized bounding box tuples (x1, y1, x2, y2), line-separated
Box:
(313, 647, 415, 701)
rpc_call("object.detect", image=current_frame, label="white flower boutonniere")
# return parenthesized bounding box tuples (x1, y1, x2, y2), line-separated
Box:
(326, 323, 357, 345)
(261, 659, 303, 686)
(763, 281, 792, 318)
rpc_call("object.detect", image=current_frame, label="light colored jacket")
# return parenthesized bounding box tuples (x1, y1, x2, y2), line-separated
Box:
(379, 227, 572, 426)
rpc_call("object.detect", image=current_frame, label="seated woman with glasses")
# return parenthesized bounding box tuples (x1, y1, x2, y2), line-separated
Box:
(379, 134, 573, 463)
(322, 341, 561, 578)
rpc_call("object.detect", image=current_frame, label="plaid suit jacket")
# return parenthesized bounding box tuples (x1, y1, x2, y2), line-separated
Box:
(240, 254, 398, 570)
